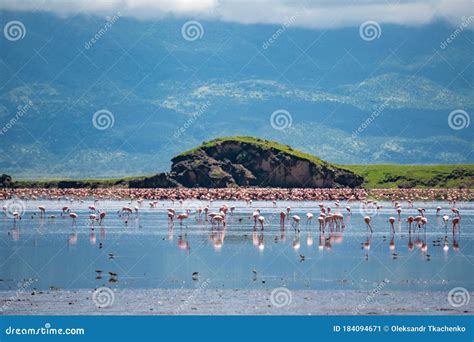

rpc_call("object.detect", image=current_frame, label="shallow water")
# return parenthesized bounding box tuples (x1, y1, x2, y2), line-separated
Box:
(1, 200, 472, 293)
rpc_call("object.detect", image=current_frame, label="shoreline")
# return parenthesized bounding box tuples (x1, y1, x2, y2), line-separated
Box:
(1, 188, 473, 201)
(1, 288, 472, 316)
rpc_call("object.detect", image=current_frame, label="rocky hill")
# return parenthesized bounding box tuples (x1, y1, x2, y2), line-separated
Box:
(129, 137, 363, 188)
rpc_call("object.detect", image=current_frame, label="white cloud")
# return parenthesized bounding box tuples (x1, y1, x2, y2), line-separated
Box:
(0, 0, 472, 28)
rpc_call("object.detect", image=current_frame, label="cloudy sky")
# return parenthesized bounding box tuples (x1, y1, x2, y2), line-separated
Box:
(0, 0, 472, 28)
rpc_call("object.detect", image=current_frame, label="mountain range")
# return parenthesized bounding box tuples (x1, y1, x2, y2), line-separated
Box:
(0, 11, 472, 178)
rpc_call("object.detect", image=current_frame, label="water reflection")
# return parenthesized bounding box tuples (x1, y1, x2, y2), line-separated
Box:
(1, 200, 472, 291)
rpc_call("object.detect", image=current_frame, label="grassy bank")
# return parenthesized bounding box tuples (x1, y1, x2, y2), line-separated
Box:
(341, 164, 474, 189)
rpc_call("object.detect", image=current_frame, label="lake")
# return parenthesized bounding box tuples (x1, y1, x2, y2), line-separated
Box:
(1, 199, 472, 295)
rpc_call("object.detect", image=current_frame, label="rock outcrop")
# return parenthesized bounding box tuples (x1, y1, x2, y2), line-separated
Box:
(0, 174, 12, 188)
(132, 137, 363, 188)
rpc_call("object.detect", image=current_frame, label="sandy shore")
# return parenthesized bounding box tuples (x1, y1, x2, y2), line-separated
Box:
(1, 289, 472, 315)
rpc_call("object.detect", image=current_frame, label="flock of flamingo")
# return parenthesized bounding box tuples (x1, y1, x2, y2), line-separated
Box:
(2, 192, 465, 256)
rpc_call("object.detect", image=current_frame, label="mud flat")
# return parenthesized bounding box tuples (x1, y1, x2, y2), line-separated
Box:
(1, 289, 472, 316)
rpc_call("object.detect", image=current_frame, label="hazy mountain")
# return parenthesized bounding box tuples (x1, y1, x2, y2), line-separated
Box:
(0, 11, 472, 178)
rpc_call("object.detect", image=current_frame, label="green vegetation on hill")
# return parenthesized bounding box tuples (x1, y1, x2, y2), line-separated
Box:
(176, 136, 332, 167)
(341, 164, 474, 189)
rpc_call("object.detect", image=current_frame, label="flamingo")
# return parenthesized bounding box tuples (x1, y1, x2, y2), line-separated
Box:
(318, 216, 325, 232)
(413, 215, 423, 230)
(38, 205, 46, 218)
(420, 217, 428, 230)
(122, 206, 133, 216)
(252, 210, 260, 226)
(306, 213, 313, 226)
(213, 214, 225, 227)
(257, 216, 265, 230)
(346, 206, 351, 215)
(451, 208, 460, 217)
(12, 211, 21, 223)
(388, 217, 395, 234)
(279, 211, 286, 226)
(364, 216, 372, 233)
(177, 213, 189, 226)
(452, 217, 460, 232)
(332, 213, 344, 229)
(99, 211, 106, 225)
(442, 215, 449, 225)
(69, 212, 78, 225)
(407, 216, 414, 232)
(292, 215, 301, 232)
(61, 206, 69, 216)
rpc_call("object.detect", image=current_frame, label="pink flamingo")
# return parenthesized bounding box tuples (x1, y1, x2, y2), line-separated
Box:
(388, 217, 395, 234)
(38, 205, 46, 218)
(176, 213, 189, 226)
(364, 216, 372, 233)
(69, 212, 78, 225)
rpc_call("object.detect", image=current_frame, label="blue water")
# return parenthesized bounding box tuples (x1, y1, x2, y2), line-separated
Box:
(0, 200, 472, 292)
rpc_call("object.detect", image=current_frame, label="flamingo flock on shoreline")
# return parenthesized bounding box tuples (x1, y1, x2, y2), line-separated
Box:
(1, 193, 465, 255)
